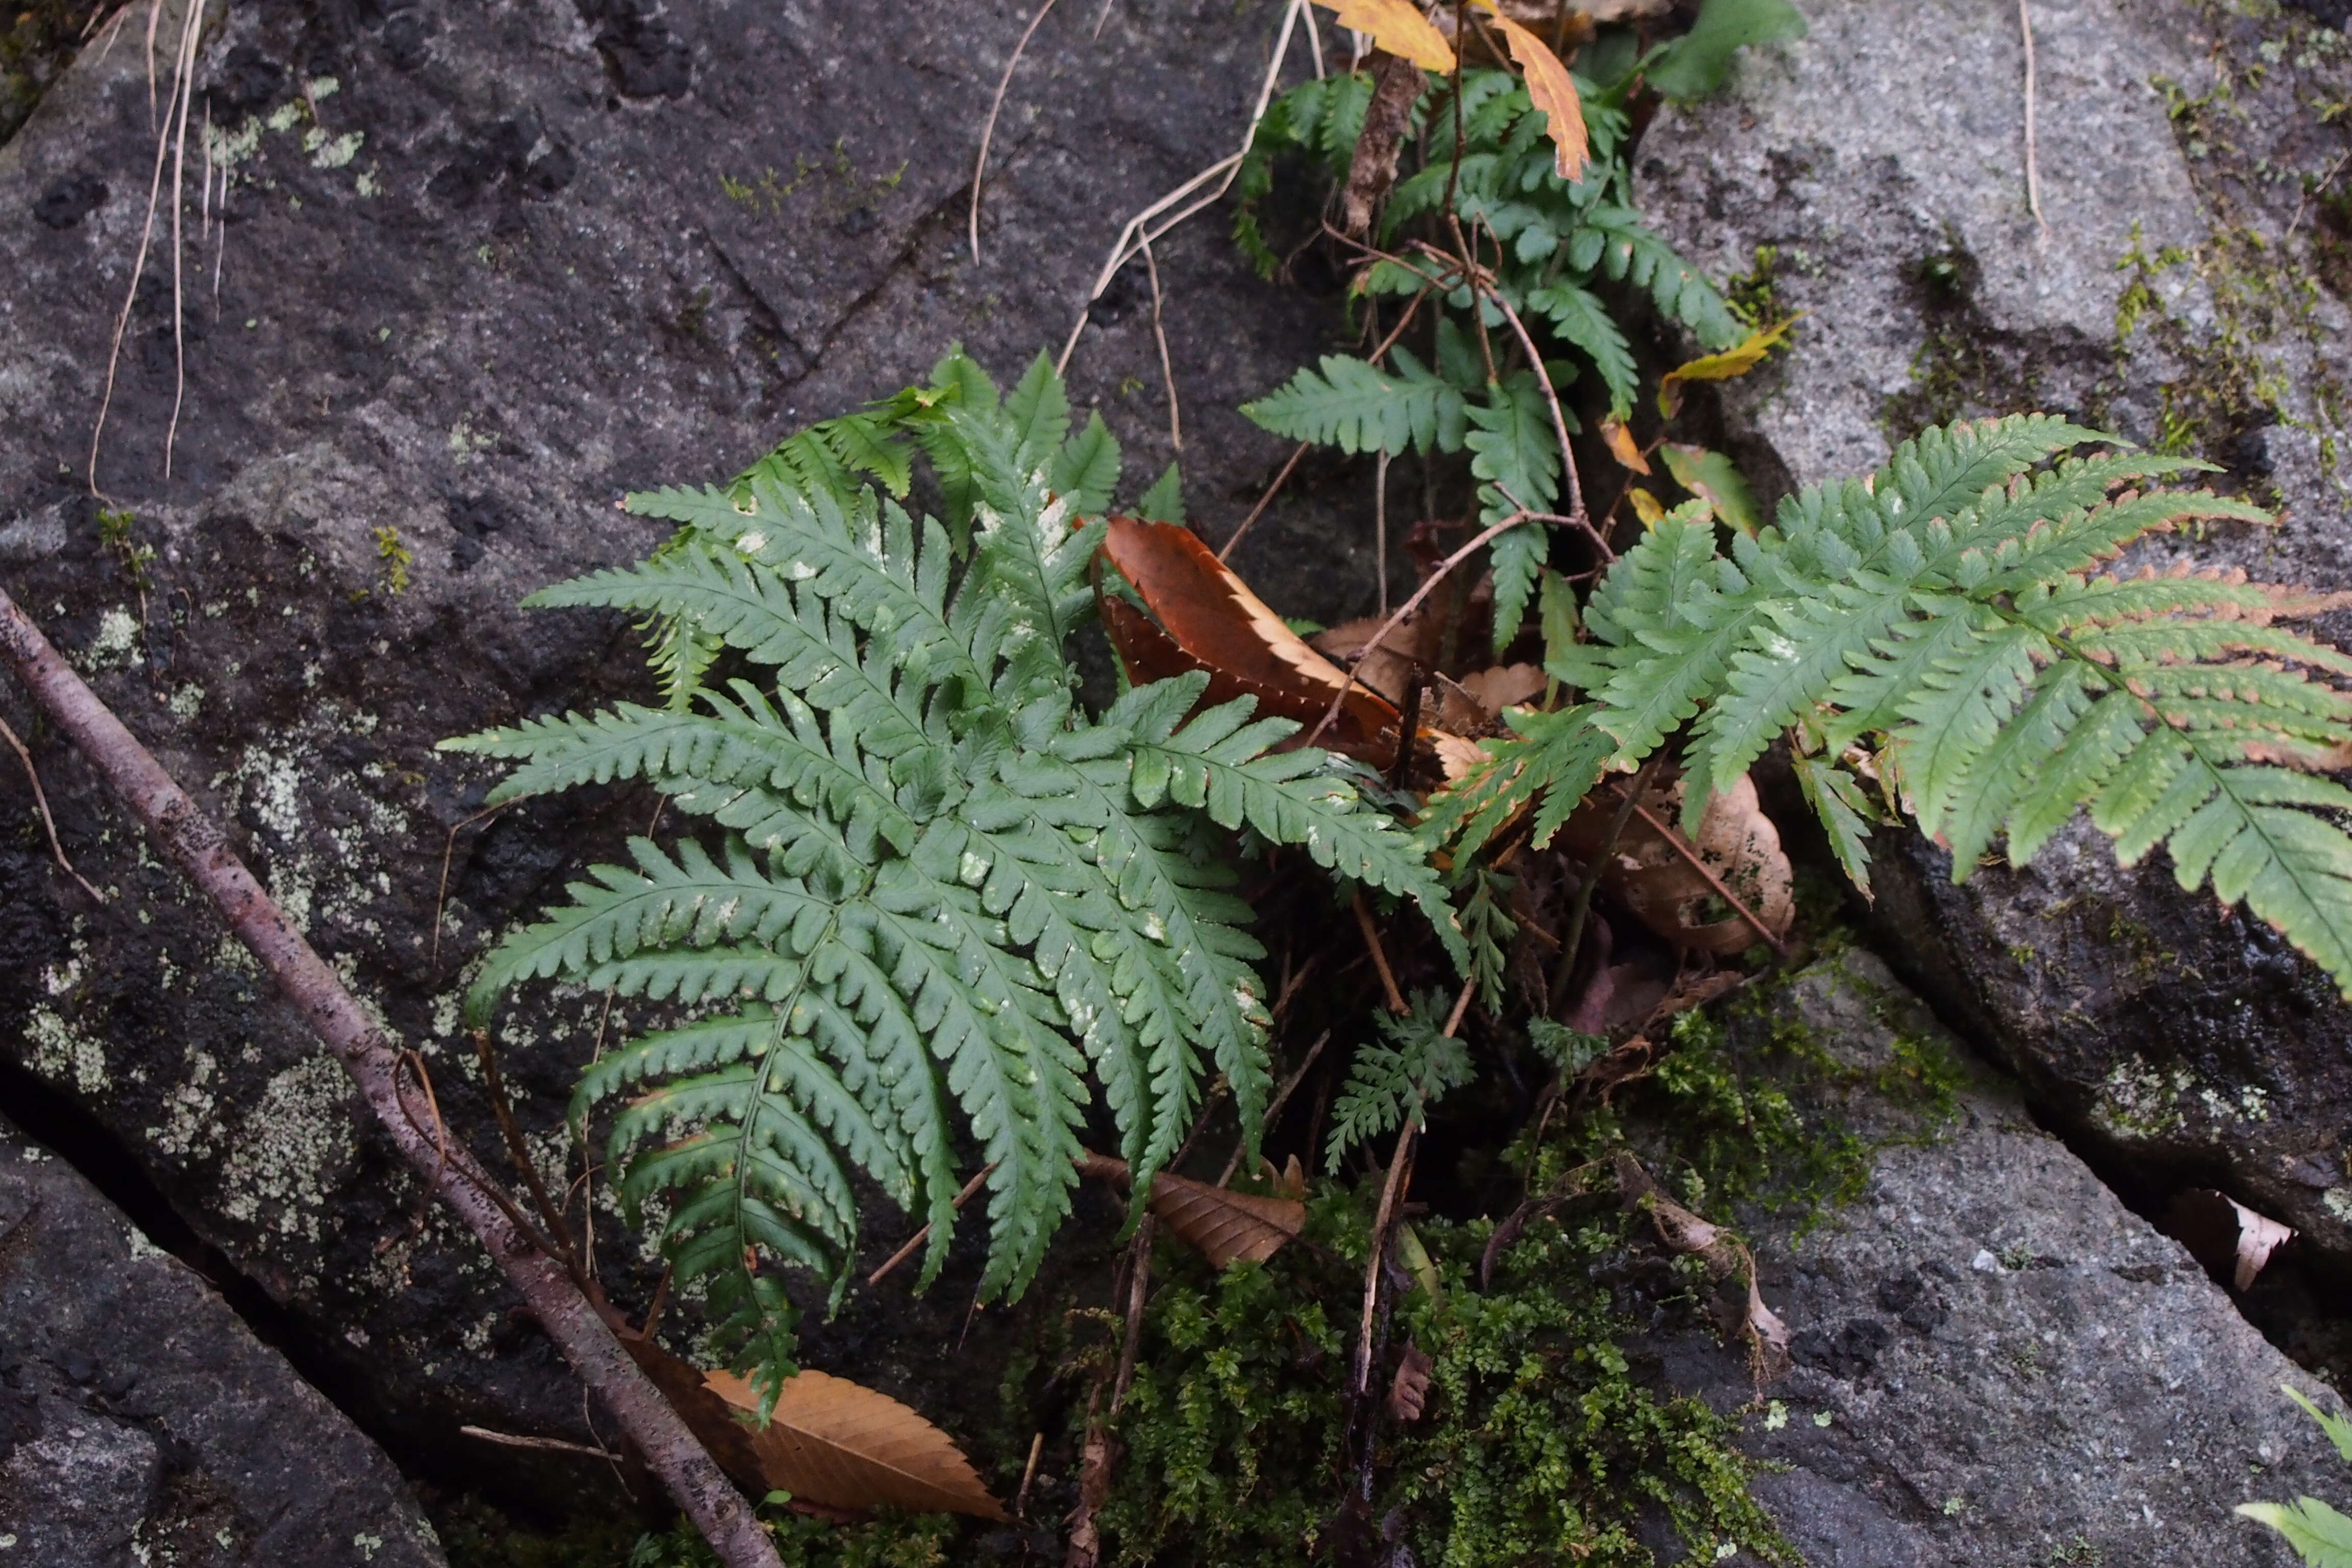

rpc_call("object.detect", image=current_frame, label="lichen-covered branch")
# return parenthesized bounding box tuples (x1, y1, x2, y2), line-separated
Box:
(0, 581, 782, 1568)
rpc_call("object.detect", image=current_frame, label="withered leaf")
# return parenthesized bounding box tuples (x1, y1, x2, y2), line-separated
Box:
(1320, 0, 1456, 73)
(1078, 1151, 1306, 1267)
(1655, 317, 1798, 419)
(703, 1368, 1009, 1521)
(2168, 1188, 2297, 1291)
(1478, 5, 1588, 181)
(1601, 416, 1651, 475)
(1557, 772, 1794, 955)
(1100, 517, 1402, 767)
(1387, 1340, 1435, 1423)
(1456, 663, 1546, 718)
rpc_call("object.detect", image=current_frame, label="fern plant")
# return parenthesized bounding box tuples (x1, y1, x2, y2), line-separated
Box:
(1322, 988, 1474, 1173)
(444, 350, 1458, 1402)
(1424, 414, 2352, 996)
(2239, 1385, 2352, 1564)
(1235, 57, 1751, 652)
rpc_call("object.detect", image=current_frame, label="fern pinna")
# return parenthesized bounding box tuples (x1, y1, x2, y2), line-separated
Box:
(1426, 415, 2352, 993)
(444, 351, 1455, 1404)
(1237, 65, 1744, 652)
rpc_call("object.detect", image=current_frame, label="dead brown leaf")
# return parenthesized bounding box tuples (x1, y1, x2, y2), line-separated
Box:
(1556, 773, 1794, 955)
(1455, 663, 1546, 718)
(1077, 1151, 1306, 1267)
(1100, 517, 1402, 766)
(1386, 1340, 1435, 1423)
(1312, 609, 1442, 709)
(702, 1367, 1009, 1521)
(1344, 52, 1427, 236)
(2168, 1188, 2297, 1291)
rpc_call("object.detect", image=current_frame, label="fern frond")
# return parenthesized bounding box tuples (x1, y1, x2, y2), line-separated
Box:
(1427, 412, 2352, 997)
(1241, 351, 1466, 457)
(1414, 704, 1612, 862)
(452, 354, 1450, 1391)
(1325, 990, 1474, 1173)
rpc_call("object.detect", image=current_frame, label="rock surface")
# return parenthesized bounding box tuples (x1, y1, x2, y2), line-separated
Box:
(1660, 950, 2350, 1566)
(0, 1110, 442, 1566)
(1640, 0, 2352, 1276)
(0, 0, 1362, 1474)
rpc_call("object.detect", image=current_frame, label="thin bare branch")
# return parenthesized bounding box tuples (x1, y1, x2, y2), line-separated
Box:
(0, 584, 781, 1568)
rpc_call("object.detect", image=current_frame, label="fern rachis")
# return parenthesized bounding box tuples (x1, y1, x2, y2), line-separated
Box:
(445, 350, 1457, 1404)
(1425, 414, 2352, 996)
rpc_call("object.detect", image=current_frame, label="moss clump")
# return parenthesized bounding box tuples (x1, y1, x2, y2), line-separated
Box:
(1094, 1193, 1791, 1567)
(626, 1507, 957, 1568)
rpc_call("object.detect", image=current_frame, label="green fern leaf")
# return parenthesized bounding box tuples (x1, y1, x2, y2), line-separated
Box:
(1242, 351, 1466, 457)
(1325, 990, 1474, 1172)
(448, 354, 1448, 1391)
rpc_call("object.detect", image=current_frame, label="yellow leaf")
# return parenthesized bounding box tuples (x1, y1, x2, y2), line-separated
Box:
(1600, 416, 1650, 474)
(1656, 315, 1799, 418)
(1627, 486, 1666, 526)
(1474, 4, 1588, 181)
(1319, 0, 1456, 74)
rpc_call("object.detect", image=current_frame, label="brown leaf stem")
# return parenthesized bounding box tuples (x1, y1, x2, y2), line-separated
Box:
(1303, 508, 1534, 749)
(0, 583, 781, 1568)
(865, 1162, 996, 1288)
(1549, 756, 1660, 1011)
(1353, 889, 1410, 1015)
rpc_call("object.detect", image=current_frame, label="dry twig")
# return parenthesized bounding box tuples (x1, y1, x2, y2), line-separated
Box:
(0, 712, 104, 901)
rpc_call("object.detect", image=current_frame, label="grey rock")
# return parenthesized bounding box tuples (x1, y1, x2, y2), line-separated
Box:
(1640, 1, 2352, 1270)
(0, 1112, 442, 1567)
(1659, 951, 2347, 1566)
(0, 0, 1363, 1481)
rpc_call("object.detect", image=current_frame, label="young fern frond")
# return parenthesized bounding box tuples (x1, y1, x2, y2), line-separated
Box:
(1427, 415, 2352, 997)
(1324, 989, 1474, 1173)
(443, 349, 1455, 1407)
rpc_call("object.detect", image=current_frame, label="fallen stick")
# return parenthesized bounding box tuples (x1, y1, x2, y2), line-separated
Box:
(0, 583, 781, 1568)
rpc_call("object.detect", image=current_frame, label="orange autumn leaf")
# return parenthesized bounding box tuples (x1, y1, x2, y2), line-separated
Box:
(1477, 4, 1588, 181)
(1600, 416, 1650, 475)
(703, 1368, 1009, 1522)
(1319, 0, 1456, 73)
(1098, 516, 1403, 767)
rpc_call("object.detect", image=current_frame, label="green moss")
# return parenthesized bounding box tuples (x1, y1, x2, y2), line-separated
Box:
(625, 1508, 957, 1568)
(1093, 1193, 1791, 1567)
(1724, 244, 1787, 327)
(431, 1497, 640, 1568)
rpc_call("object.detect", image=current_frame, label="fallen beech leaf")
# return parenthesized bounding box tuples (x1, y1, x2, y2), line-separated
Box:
(2169, 1188, 2296, 1291)
(1387, 1340, 1435, 1422)
(1258, 1153, 1308, 1201)
(704, 1368, 1009, 1521)
(1659, 444, 1760, 535)
(1474, 3, 1589, 181)
(1558, 773, 1794, 955)
(1319, 0, 1455, 73)
(1656, 317, 1798, 419)
(1344, 51, 1427, 235)
(1456, 663, 1546, 718)
(1601, 416, 1651, 475)
(1312, 609, 1442, 708)
(1079, 1151, 1306, 1267)
(1100, 517, 1402, 766)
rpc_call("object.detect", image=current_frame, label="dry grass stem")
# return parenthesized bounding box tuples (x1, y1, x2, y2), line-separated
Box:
(0, 713, 105, 902)
(970, 0, 1061, 266)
